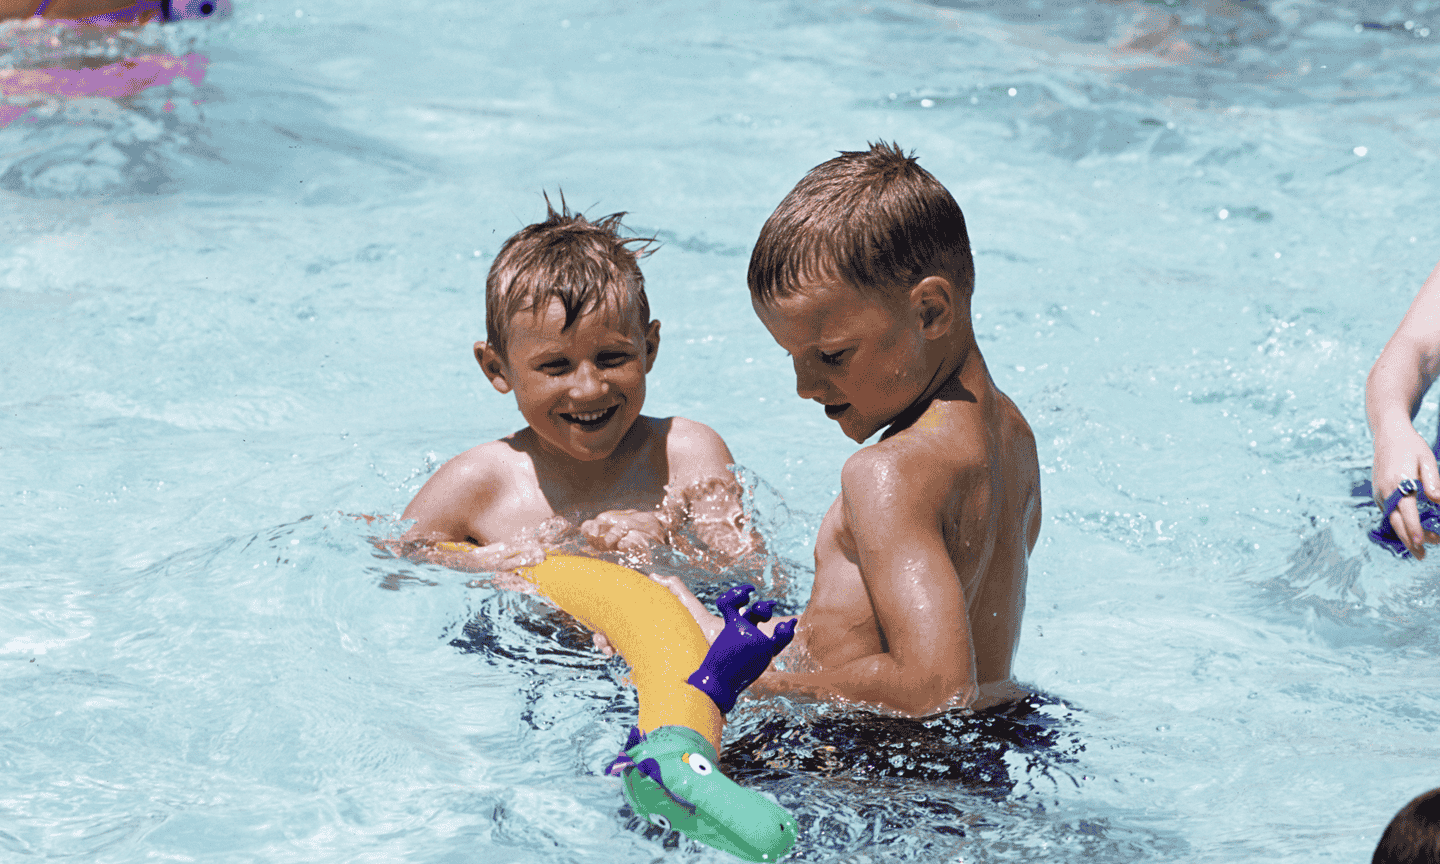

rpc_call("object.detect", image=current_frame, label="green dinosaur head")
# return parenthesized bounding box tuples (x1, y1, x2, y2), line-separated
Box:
(615, 725, 798, 862)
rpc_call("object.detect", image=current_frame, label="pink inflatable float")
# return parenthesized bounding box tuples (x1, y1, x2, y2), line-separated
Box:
(0, 0, 228, 128)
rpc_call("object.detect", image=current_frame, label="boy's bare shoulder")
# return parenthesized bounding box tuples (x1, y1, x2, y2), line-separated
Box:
(401, 435, 533, 538)
(842, 390, 1035, 505)
(657, 415, 736, 479)
(436, 436, 530, 484)
(840, 424, 987, 514)
(661, 415, 729, 450)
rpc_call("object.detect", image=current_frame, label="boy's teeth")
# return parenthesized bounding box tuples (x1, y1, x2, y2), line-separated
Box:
(571, 410, 606, 421)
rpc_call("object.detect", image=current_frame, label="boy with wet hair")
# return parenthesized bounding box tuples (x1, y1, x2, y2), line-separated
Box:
(400, 200, 752, 570)
(1375, 787, 1440, 864)
(665, 142, 1041, 716)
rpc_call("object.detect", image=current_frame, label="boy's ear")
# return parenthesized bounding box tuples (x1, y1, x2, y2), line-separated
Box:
(911, 276, 955, 340)
(642, 320, 661, 373)
(475, 341, 513, 394)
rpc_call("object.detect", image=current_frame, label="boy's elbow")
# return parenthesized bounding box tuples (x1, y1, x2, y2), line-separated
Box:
(889, 670, 970, 718)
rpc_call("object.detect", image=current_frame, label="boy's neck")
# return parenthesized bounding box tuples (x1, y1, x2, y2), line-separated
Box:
(525, 415, 658, 502)
(880, 326, 985, 441)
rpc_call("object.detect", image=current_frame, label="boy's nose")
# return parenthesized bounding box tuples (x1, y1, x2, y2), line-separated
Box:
(792, 357, 825, 400)
(570, 362, 608, 399)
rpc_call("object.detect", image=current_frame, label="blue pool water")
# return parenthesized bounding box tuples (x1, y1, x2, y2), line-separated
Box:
(4, 0, 1439, 860)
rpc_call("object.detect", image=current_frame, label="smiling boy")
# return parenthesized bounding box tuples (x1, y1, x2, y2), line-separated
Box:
(399, 201, 753, 570)
(667, 143, 1041, 716)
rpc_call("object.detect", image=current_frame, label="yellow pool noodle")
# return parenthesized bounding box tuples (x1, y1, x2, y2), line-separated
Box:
(512, 554, 724, 753)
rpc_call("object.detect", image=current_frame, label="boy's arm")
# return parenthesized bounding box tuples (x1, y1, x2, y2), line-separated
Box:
(401, 449, 494, 543)
(396, 448, 544, 572)
(750, 449, 986, 717)
(583, 418, 762, 562)
(662, 419, 764, 561)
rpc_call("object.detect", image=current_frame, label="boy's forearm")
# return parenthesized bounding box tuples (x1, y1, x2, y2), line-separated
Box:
(662, 474, 767, 567)
(750, 652, 976, 718)
(393, 538, 543, 574)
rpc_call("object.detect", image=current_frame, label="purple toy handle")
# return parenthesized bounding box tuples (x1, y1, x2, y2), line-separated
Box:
(687, 583, 795, 714)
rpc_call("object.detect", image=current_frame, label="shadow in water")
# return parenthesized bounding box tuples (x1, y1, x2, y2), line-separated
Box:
(1255, 525, 1440, 651)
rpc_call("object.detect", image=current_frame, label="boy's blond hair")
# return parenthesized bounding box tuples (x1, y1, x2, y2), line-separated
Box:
(486, 197, 654, 357)
(748, 141, 975, 306)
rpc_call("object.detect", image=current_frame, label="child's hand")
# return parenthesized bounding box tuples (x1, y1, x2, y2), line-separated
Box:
(1373, 425, 1440, 558)
(580, 509, 668, 559)
(391, 537, 546, 575)
(649, 573, 723, 643)
(664, 476, 762, 564)
(592, 630, 616, 657)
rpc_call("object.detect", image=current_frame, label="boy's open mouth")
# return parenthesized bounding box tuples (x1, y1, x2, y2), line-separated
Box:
(824, 403, 850, 419)
(560, 405, 619, 430)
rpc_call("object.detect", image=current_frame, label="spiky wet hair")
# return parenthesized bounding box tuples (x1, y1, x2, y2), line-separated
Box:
(485, 196, 654, 357)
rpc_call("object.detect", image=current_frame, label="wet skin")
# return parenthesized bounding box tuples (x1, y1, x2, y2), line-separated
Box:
(744, 275, 1042, 716)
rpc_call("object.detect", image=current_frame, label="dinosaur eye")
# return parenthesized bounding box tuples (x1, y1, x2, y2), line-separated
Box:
(685, 753, 713, 775)
(648, 813, 671, 831)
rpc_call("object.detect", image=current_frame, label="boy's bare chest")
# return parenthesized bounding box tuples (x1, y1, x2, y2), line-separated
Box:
(474, 454, 669, 543)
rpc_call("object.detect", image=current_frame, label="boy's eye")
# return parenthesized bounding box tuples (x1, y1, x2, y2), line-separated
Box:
(538, 360, 570, 375)
(818, 349, 846, 367)
(597, 351, 633, 367)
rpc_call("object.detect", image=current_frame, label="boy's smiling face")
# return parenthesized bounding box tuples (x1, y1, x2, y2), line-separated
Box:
(481, 297, 658, 463)
(754, 277, 937, 443)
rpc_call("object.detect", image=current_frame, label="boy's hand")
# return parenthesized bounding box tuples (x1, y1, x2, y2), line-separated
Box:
(592, 630, 616, 657)
(391, 538, 545, 576)
(666, 476, 761, 562)
(581, 509, 669, 560)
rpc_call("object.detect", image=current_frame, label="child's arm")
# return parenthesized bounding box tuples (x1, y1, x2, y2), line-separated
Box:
(582, 418, 763, 563)
(751, 450, 985, 717)
(580, 509, 670, 558)
(664, 419, 763, 561)
(396, 447, 545, 572)
(1368, 259, 1440, 558)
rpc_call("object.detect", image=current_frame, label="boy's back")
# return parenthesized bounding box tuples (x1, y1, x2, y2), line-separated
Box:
(803, 355, 1039, 706)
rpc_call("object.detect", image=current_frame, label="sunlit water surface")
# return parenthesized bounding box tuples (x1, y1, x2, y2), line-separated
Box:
(4, 0, 1439, 861)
